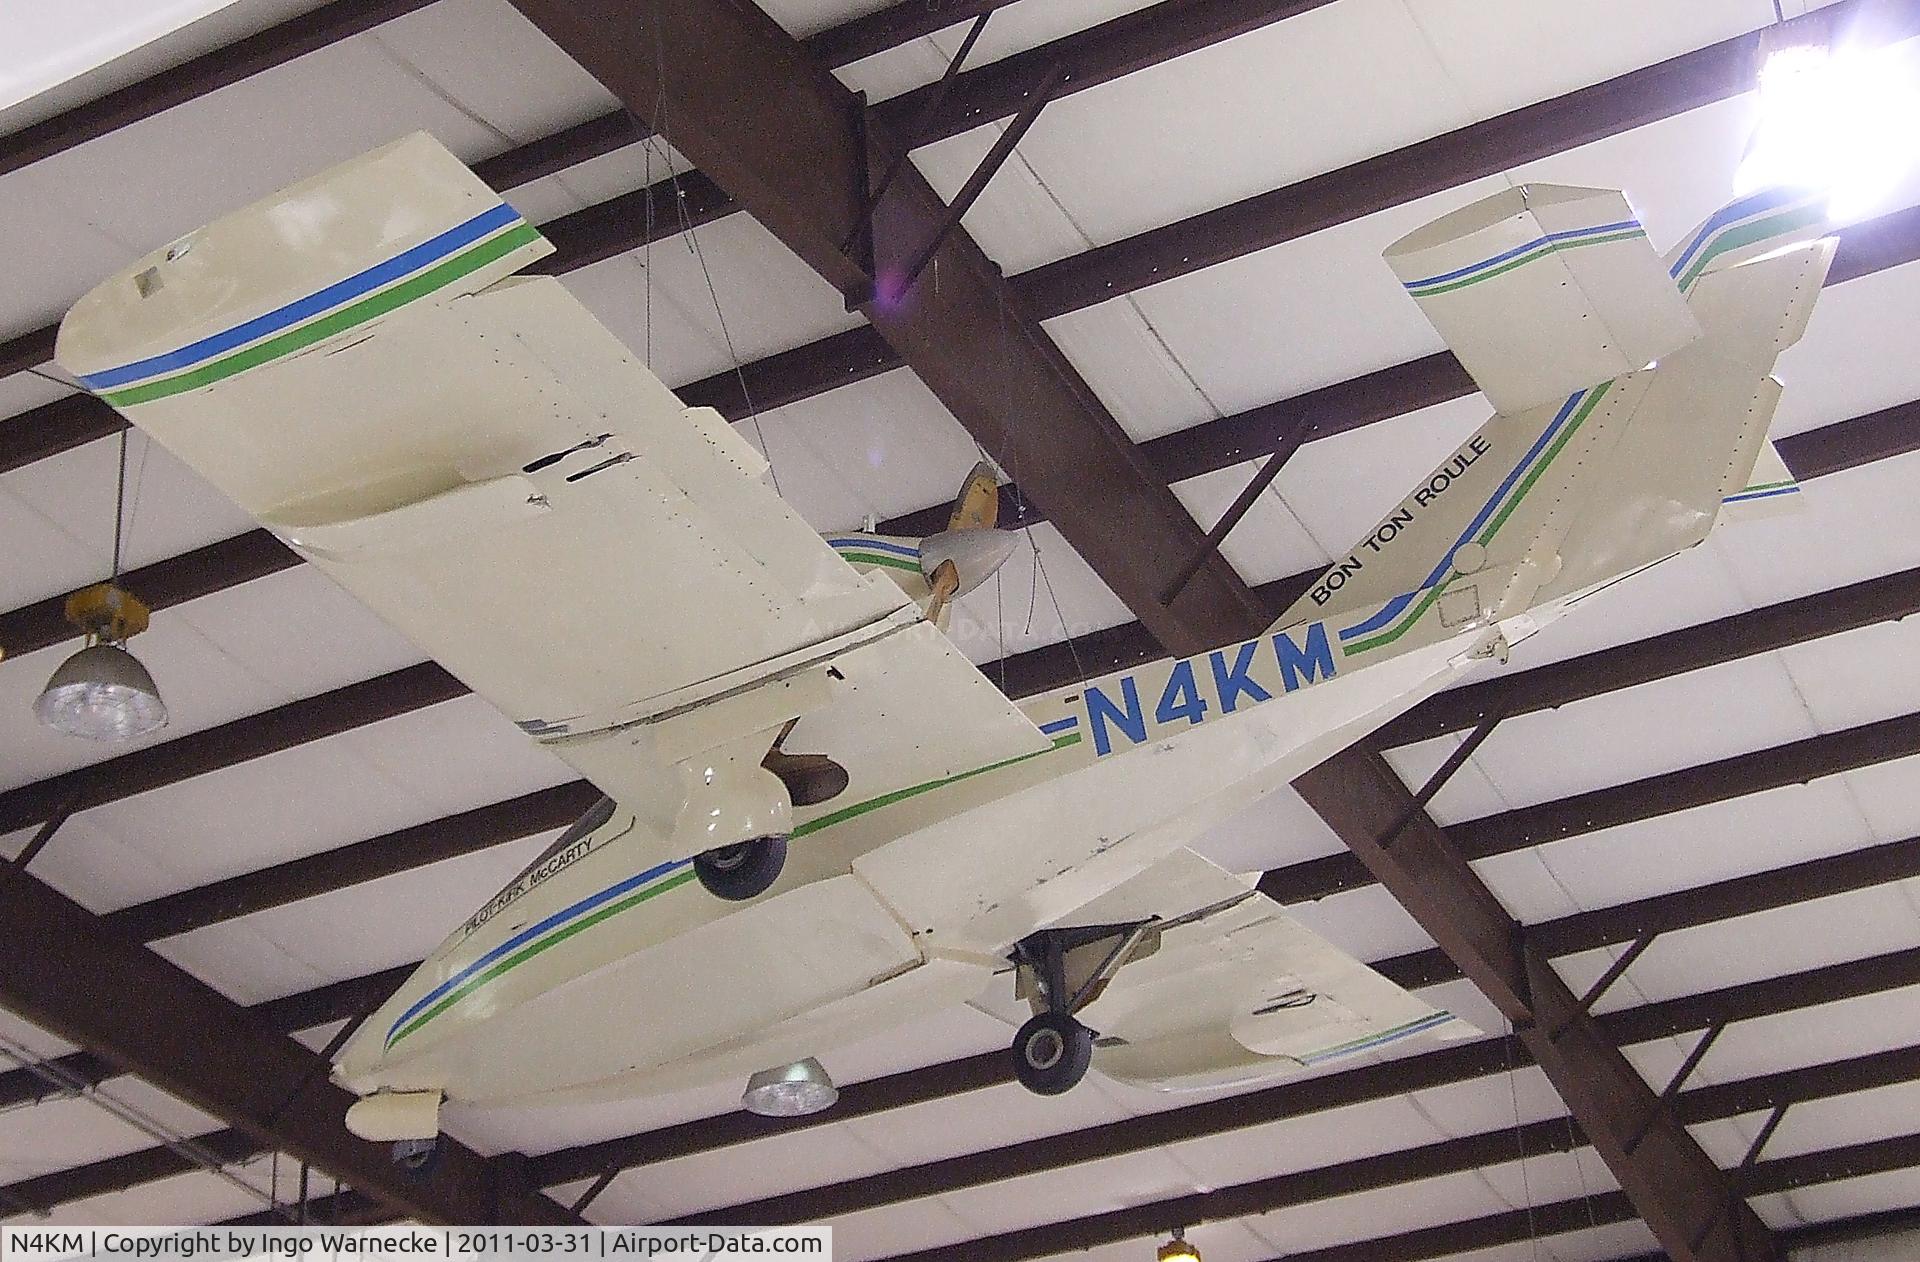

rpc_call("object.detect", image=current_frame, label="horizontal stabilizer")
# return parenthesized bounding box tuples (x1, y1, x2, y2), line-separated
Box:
(1720, 439, 1804, 520)
(1386, 184, 1700, 414)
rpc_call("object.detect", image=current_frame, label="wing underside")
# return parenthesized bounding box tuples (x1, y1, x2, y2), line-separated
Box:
(974, 848, 1471, 1092)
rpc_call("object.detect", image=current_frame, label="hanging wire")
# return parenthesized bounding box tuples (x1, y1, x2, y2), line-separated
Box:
(110, 427, 129, 582)
(644, 6, 783, 499)
(1503, 1022, 1544, 1260)
(1568, 1113, 1601, 1231)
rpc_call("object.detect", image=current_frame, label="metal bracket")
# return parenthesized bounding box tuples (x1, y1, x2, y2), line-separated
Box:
(1378, 706, 1507, 851)
(889, 62, 1064, 302)
(1626, 1020, 1727, 1153)
(1012, 920, 1159, 1017)
(840, 11, 995, 309)
(1161, 416, 1311, 607)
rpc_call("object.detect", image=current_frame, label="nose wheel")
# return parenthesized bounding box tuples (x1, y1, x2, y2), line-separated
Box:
(693, 835, 788, 900)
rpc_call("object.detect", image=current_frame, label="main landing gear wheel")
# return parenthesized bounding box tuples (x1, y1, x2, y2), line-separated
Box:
(1011, 1011, 1094, 1096)
(389, 1136, 443, 1178)
(694, 835, 788, 901)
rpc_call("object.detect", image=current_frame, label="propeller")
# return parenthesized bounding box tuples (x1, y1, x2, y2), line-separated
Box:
(921, 461, 1012, 624)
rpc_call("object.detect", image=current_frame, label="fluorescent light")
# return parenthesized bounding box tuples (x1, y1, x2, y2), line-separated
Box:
(1736, 39, 1920, 221)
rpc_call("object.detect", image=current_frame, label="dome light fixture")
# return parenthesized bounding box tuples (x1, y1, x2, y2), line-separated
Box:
(34, 583, 168, 742)
(741, 1057, 838, 1118)
(1158, 1228, 1201, 1262)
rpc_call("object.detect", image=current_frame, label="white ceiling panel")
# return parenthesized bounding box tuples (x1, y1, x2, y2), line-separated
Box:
(1187, 783, 1347, 876)
(16, 1159, 281, 1226)
(1525, 777, 1875, 911)
(1714, 453, 1920, 610)
(1384, 732, 1517, 827)
(1407, 1065, 1569, 1140)
(213, 830, 551, 986)
(747, 368, 985, 529)
(1243, 1168, 1512, 1255)
(0, 153, 146, 341)
(1776, 1167, 1920, 1234)
(1701, 984, 1920, 1085)
(1281, 880, 1438, 963)
(74, 725, 439, 895)
(369, 0, 618, 147)
(631, 1122, 898, 1221)
(1166, 1094, 1444, 1189)
(1461, 654, 1818, 812)
(1775, 259, 1920, 436)
(4, 427, 256, 578)
(22, 39, 504, 255)
(938, 1148, 1203, 1242)
(1402, 0, 1769, 123)
(989, 1, 1473, 249)
(1122, 185, 1496, 420)
(844, 1076, 1130, 1171)
(0, 813, 184, 914)
(332, 693, 573, 823)
(830, 0, 1160, 100)
(0, 481, 110, 612)
(0, 1075, 221, 1180)
(171, 565, 426, 705)
(1042, 299, 1223, 443)
(149, 918, 329, 1005)
(1839, 755, 1920, 845)
(1778, 617, 1920, 735)
(1468, 847, 1586, 925)
(1575, 886, 1920, 1012)
(1475, 1146, 1622, 1213)
(823, 1195, 981, 1262)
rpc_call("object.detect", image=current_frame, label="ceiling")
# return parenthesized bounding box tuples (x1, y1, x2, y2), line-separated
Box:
(2, 0, 1919, 1256)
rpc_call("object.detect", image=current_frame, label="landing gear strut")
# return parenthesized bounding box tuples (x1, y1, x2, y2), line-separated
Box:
(1006, 921, 1159, 1097)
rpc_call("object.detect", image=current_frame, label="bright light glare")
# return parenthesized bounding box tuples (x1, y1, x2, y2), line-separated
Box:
(1736, 42, 1920, 221)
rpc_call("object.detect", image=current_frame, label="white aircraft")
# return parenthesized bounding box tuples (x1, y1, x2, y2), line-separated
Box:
(56, 134, 1832, 1166)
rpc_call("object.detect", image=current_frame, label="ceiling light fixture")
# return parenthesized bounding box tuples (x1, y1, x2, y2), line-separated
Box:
(1734, 20, 1920, 220)
(1158, 1227, 1201, 1262)
(741, 1057, 838, 1117)
(34, 584, 167, 741)
(33, 431, 167, 742)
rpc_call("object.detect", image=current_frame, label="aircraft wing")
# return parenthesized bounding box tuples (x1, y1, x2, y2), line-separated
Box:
(56, 132, 1049, 806)
(975, 848, 1470, 1092)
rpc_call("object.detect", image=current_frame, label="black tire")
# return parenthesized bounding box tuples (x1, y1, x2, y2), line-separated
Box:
(390, 1137, 442, 1179)
(693, 835, 788, 901)
(1011, 1011, 1094, 1096)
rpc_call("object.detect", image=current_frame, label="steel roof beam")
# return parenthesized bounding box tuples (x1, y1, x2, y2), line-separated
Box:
(1292, 749, 1777, 1261)
(502, 0, 1271, 653)
(0, 873, 571, 1223)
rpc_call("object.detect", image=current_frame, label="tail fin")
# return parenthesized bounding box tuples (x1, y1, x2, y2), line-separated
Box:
(1281, 187, 1834, 653)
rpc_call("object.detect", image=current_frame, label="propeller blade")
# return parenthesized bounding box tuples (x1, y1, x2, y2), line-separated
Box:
(925, 558, 961, 625)
(948, 461, 1000, 532)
